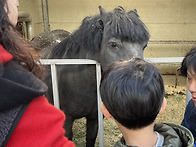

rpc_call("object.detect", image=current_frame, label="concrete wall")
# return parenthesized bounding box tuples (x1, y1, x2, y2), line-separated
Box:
(18, 0, 196, 59)
(19, 0, 43, 39)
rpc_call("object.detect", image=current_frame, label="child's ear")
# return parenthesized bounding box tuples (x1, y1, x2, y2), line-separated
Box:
(159, 97, 167, 114)
(100, 102, 113, 118)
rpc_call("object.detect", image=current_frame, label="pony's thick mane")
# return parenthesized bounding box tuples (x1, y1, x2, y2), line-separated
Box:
(49, 15, 103, 58)
(104, 7, 150, 43)
(49, 7, 150, 58)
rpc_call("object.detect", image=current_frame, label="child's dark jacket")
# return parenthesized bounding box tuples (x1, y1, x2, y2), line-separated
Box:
(113, 123, 194, 147)
(182, 99, 196, 140)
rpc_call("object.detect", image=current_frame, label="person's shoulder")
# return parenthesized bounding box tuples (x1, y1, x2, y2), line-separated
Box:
(26, 96, 65, 119)
(155, 123, 194, 147)
(187, 99, 196, 111)
(188, 99, 194, 106)
(6, 96, 75, 147)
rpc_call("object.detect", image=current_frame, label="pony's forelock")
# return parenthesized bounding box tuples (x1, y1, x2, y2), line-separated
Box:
(104, 9, 150, 43)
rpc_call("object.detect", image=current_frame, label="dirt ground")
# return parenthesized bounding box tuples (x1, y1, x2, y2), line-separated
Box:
(72, 75, 188, 147)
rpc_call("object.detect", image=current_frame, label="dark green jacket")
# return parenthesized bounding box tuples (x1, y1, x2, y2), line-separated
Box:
(113, 123, 194, 147)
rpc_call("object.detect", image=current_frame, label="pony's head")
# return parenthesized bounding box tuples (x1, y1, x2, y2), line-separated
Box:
(98, 6, 150, 67)
(48, 6, 150, 68)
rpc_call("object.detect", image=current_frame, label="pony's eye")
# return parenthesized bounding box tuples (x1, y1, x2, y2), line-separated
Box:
(110, 42, 118, 48)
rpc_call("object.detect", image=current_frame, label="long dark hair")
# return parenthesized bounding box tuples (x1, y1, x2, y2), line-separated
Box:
(0, 0, 44, 79)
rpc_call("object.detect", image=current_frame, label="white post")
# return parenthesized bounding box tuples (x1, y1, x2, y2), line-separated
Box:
(50, 64, 60, 109)
(96, 63, 104, 147)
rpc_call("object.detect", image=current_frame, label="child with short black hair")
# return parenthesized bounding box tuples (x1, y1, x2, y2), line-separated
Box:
(100, 58, 194, 147)
(181, 47, 196, 140)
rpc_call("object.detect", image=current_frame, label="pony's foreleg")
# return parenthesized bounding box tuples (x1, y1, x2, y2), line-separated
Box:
(86, 117, 98, 147)
(64, 115, 74, 140)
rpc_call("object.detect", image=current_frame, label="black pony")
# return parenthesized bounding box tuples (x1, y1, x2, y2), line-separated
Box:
(40, 6, 150, 147)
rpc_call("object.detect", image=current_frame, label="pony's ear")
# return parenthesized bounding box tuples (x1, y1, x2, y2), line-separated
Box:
(128, 9, 139, 17)
(99, 6, 106, 16)
(97, 19, 104, 30)
(133, 9, 137, 14)
(98, 6, 108, 27)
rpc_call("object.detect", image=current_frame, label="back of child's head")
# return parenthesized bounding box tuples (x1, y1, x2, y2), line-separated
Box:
(181, 47, 196, 76)
(100, 58, 165, 129)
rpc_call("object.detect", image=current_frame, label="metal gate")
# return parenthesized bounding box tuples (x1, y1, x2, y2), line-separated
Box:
(40, 59, 104, 147)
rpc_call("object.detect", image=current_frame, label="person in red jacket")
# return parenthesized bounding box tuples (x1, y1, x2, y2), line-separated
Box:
(0, 0, 75, 146)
